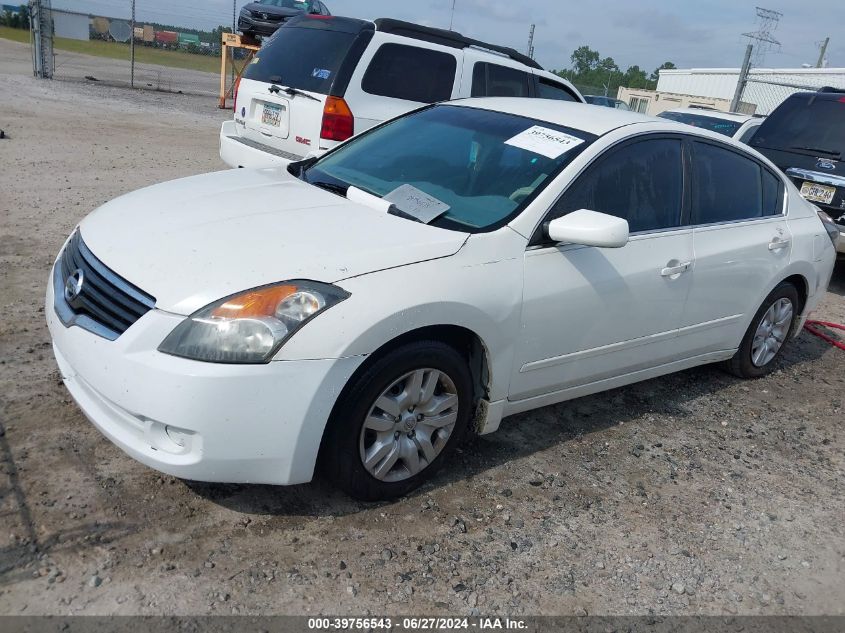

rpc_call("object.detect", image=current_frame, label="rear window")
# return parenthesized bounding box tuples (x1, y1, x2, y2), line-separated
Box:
(472, 63, 532, 98)
(242, 25, 358, 94)
(750, 94, 845, 155)
(690, 142, 763, 223)
(658, 111, 742, 137)
(536, 78, 577, 102)
(362, 44, 457, 103)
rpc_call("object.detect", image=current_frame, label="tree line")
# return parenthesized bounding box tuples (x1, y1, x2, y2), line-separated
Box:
(554, 45, 676, 95)
(1, 5, 29, 29)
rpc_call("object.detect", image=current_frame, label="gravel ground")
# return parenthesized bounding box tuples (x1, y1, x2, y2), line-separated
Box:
(1, 38, 844, 617)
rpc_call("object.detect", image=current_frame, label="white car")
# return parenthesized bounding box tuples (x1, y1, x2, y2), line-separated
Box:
(220, 15, 583, 169)
(658, 108, 764, 144)
(48, 100, 838, 500)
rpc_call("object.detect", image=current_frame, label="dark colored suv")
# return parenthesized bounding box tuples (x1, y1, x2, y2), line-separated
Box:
(750, 88, 845, 254)
(238, 0, 330, 39)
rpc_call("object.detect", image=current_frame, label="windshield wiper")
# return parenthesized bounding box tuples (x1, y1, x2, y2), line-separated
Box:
(789, 145, 841, 159)
(268, 84, 319, 102)
(310, 180, 348, 197)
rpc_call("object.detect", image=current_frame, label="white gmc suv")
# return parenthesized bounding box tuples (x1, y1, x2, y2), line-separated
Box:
(220, 14, 584, 168)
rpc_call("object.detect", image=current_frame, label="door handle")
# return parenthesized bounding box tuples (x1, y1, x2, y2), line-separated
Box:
(660, 261, 692, 277)
(768, 238, 791, 251)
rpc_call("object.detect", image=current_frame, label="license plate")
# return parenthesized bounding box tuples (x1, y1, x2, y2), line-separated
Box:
(800, 181, 836, 205)
(261, 103, 284, 127)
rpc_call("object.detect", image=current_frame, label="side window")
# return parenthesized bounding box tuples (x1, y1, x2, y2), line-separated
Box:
(762, 168, 784, 216)
(536, 77, 578, 102)
(546, 138, 683, 235)
(737, 122, 759, 144)
(690, 141, 763, 224)
(471, 63, 532, 97)
(362, 44, 457, 103)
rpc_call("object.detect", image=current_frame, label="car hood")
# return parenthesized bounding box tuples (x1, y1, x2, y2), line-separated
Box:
(244, 3, 302, 18)
(78, 168, 468, 315)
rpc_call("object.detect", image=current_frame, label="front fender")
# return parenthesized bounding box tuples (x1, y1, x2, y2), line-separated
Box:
(274, 230, 527, 402)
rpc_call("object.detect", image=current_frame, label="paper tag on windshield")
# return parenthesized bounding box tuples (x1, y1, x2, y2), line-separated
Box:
(504, 126, 585, 159)
(383, 185, 450, 224)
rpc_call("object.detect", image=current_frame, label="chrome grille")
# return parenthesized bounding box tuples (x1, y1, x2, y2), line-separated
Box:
(53, 232, 156, 340)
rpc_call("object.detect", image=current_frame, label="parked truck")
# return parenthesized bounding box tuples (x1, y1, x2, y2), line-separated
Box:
(155, 30, 178, 47)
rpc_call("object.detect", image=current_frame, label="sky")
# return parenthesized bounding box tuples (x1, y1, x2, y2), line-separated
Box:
(57, 0, 844, 73)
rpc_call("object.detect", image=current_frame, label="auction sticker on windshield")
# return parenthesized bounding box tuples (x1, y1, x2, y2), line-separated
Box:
(384, 184, 451, 224)
(505, 126, 584, 159)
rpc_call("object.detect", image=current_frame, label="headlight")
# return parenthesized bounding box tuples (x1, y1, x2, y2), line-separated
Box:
(158, 281, 349, 364)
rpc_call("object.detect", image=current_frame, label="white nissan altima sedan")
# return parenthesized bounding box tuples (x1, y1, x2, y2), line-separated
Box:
(47, 99, 838, 500)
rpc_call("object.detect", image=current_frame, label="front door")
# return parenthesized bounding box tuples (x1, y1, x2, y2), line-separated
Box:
(510, 136, 693, 401)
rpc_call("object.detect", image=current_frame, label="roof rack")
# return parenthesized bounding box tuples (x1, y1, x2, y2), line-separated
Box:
(817, 86, 845, 93)
(373, 18, 542, 70)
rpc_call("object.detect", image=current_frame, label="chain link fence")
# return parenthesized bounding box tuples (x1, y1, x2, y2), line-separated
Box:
(17, 1, 250, 100)
(738, 71, 845, 115)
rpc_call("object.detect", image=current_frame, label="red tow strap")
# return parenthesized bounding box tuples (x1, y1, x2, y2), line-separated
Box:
(804, 320, 845, 351)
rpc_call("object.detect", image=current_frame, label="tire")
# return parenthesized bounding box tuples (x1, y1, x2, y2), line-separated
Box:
(724, 282, 799, 378)
(323, 340, 474, 501)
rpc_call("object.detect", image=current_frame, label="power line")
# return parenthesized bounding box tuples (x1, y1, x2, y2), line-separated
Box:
(742, 6, 783, 67)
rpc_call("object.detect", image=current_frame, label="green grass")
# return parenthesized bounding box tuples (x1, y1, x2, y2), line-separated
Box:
(0, 25, 238, 75)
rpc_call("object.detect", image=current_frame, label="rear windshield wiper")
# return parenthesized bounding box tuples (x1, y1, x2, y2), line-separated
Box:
(268, 84, 319, 102)
(789, 145, 841, 159)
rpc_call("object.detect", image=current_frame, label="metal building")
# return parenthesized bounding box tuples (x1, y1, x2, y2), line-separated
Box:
(656, 67, 845, 115)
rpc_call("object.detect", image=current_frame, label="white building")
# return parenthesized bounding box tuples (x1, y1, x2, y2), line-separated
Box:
(656, 67, 845, 115)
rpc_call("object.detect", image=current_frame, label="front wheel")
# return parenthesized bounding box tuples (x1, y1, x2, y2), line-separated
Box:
(725, 282, 799, 378)
(323, 341, 473, 501)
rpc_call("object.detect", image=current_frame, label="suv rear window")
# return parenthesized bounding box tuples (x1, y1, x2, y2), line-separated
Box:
(750, 94, 845, 156)
(472, 63, 532, 97)
(536, 78, 577, 102)
(242, 25, 359, 94)
(362, 44, 457, 103)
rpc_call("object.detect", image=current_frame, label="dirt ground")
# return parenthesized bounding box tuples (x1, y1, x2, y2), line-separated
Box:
(1, 37, 844, 617)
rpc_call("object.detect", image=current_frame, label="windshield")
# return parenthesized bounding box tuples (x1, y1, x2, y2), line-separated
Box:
(750, 95, 845, 155)
(242, 25, 356, 94)
(658, 111, 742, 137)
(303, 105, 596, 232)
(255, 0, 311, 8)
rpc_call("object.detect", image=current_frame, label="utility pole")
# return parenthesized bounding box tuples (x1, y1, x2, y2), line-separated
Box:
(526, 24, 535, 59)
(231, 0, 236, 89)
(731, 44, 753, 113)
(130, 0, 135, 88)
(449, 0, 456, 30)
(816, 37, 830, 68)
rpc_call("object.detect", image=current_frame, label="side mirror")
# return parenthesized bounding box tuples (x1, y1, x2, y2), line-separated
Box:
(546, 209, 629, 248)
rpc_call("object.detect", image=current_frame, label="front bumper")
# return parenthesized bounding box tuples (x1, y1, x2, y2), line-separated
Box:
(219, 120, 304, 169)
(238, 15, 286, 37)
(46, 267, 364, 485)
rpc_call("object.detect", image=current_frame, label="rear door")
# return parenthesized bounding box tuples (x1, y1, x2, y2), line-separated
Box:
(342, 34, 461, 134)
(679, 139, 791, 355)
(235, 18, 369, 158)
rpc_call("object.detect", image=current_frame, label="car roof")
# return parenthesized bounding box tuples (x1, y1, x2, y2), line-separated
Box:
(661, 107, 752, 122)
(450, 98, 662, 135)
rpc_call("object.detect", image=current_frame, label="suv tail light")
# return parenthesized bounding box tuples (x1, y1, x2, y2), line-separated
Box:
(233, 76, 242, 113)
(321, 96, 354, 142)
